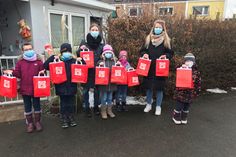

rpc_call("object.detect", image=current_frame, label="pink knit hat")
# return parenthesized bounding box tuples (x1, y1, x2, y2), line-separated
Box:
(102, 44, 114, 56)
(119, 50, 128, 58)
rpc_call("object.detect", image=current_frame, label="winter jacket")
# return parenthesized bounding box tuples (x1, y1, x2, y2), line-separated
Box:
(77, 40, 104, 89)
(97, 58, 117, 92)
(173, 65, 201, 104)
(43, 55, 77, 96)
(140, 42, 174, 90)
(12, 55, 44, 96)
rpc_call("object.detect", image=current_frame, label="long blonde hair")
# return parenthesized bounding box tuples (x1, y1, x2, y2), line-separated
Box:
(145, 20, 171, 49)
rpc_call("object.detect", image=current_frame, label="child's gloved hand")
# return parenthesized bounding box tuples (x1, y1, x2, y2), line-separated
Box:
(181, 64, 188, 68)
(38, 69, 45, 75)
(99, 62, 105, 66)
(143, 54, 149, 59)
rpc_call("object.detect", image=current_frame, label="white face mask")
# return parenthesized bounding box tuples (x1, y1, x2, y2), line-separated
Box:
(185, 61, 194, 68)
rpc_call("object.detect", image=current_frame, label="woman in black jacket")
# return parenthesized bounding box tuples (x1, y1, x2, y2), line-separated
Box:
(77, 23, 104, 117)
(140, 20, 174, 116)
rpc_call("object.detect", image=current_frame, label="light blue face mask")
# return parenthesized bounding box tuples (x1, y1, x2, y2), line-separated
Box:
(90, 31, 99, 38)
(23, 50, 35, 58)
(62, 52, 72, 61)
(104, 53, 113, 59)
(154, 27, 163, 35)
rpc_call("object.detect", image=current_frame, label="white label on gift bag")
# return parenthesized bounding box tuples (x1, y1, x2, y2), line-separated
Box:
(159, 62, 166, 69)
(3, 80, 10, 88)
(99, 71, 105, 78)
(55, 67, 63, 74)
(115, 70, 121, 76)
(75, 68, 82, 76)
(38, 81, 46, 89)
(132, 77, 138, 83)
(83, 54, 90, 61)
(139, 63, 146, 70)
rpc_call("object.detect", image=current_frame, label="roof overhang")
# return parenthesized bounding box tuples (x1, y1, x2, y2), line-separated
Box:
(55, 0, 116, 11)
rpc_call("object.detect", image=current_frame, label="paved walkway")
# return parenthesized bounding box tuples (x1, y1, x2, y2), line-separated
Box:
(0, 91, 236, 157)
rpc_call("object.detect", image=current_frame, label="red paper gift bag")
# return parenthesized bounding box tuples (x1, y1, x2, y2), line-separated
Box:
(49, 59, 67, 84)
(80, 49, 94, 68)
(0, 74, 17, 98)
(111, 64, 127, 85)
(176, 68, 193, 89)
(136, 58, 151, 76)
(127, 68, 140, 87)
(156, 59, 170, 77)
(71, 61, 88, 83)
(33, 74, 50, 97)
(95, 65, 110, 85)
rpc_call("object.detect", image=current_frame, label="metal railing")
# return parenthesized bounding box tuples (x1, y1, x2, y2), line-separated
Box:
(0, 56, 51, 106)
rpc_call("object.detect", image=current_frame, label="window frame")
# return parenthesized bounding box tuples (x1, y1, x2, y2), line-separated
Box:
(48, 9, 88, 48)
(192, 6, 209, 16)
(128, 7, 143, 17)
(158, 6, 174, 16)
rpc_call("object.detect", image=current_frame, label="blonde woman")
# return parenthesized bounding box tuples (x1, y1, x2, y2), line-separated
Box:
(140, 20, 174, 116)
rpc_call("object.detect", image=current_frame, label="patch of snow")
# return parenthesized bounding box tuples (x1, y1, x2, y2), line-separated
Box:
(206, 88, 227, 94)
(126, 96, 146, 105)
(231, 87, 236, 91)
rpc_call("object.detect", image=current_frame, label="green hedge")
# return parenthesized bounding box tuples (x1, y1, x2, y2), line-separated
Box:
(106, 16, 236, 95)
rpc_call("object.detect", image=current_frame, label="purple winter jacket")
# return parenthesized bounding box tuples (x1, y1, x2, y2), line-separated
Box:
(12, 56, 44, 96)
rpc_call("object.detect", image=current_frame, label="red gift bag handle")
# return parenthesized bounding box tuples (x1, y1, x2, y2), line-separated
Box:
(81, 48, 90, 52)
(75, 60, 83, 65)
(127, 67, 135, 72)
(98, 62, 106, 67)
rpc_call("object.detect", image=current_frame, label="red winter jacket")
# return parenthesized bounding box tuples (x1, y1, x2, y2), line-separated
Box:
(12, 55, 44, 96)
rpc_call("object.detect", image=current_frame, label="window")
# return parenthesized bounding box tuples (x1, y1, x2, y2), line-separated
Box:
(50, 13, 69, 48)
(193, 6, 209, 16)
(129, 7, 143, 17)
(159, 7, 173, 16)
(49, 11, 87, 48)
(72, 16, 85, 47)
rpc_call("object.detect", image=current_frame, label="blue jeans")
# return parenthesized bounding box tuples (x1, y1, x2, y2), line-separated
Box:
(60, 95, 75, 115)
(175, 101, 190, 112)
(100, 91, 113, 106)
(116, 85, 128, 103)
(82, 86, 100, 109)
(146, 89, 163, 107)
(22, 95, 41, 114)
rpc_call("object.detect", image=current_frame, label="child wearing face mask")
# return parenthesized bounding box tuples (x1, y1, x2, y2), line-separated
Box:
(43, 43, 83, 129)
(4, 43, 44, 133)
(172, 53, 201, 125)
(97, 44, 117, 119)
(115, 50, 131, 112)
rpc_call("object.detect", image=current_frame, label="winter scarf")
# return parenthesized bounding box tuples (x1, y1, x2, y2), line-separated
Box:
(119, 58, 129, 68)
(87, 33, 102, 50)
(151, 33, 164, 47)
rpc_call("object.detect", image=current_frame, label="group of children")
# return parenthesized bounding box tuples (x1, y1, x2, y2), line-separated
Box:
(2, 21, 201, 133)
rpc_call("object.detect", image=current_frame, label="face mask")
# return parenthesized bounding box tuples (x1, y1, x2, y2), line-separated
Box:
(154, 27, 163, 35)
(90, 31, 99, 38)
(104, 53, 113, 59)
(23, 50, 35, 58)
(185, 61, 194, 68)
(62, 52, 72, 61)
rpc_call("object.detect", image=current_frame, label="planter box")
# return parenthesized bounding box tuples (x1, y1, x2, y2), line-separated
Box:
(0, 104, 24, 123)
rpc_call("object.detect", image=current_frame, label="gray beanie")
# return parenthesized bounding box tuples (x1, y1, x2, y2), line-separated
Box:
(184, 53, 195, 63)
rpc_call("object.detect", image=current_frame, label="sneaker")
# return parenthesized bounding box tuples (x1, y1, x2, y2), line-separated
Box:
(181, 110, 189, 124)
(93, 106, 100, 116)
(61, 116, 69, 129)
(116, 102, 122, 112)
(68, 115, 77, 127)
(144, 104, 152, 113)
(172, 110, 181, 125)
(155, 106, 161, 116)
(122, 102, 128, 112)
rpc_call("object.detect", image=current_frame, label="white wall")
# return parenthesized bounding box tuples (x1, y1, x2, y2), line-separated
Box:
(29, 0, 111, 54)
(224, 0, 236, 19)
